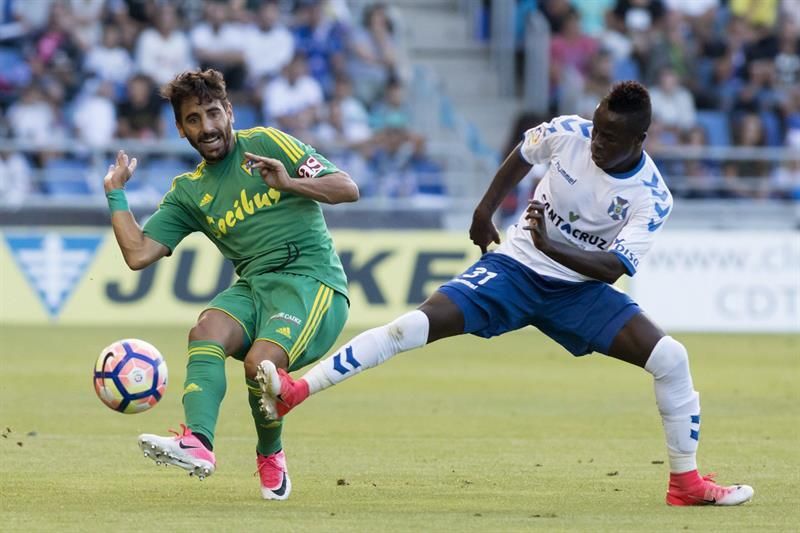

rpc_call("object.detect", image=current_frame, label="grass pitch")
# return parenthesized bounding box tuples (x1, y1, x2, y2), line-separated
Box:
(1, 325, 798, 532)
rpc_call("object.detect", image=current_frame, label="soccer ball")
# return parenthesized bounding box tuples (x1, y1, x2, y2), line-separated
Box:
(93, 339, 168, 414)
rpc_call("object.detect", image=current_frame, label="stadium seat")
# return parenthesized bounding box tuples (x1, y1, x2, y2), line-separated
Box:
(234, 104, 261, 130)
(759, 110, 782, 147)
(142, 157, 193, 195)
(695, 110, 731, 146)
(41, 158, 92, 196)
(161, 104, 182, 140)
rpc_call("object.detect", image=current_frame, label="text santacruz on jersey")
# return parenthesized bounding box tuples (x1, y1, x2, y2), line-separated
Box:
(205, 187, 282, 238)
(540, 196, 609, 250)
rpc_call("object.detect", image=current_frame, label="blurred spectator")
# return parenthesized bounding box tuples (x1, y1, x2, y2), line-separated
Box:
(73, 79, 116, 147)
(369, 78, 429, 193)
(116, 74, 163, 139)
(0, 146, 32, 206)
(28, 2, 85, 99)
(723, 113, 771, 197)
(574, 49, 614, 118)
(611, 0, 667, 30)
(774, 19, 800, 89)
(540, 0, 576, 34)
(771, 127, 800, 198)
(649, 66, 697, 131)
(190, 0, 247, 92)
(12, 0, 56, 33)
(348, 3, 402, 105)
(135, 3, 194, 86)
(572, 0, 615, 36)
(731, 0, 778, 28)
(68, 0, 105, 49)
(550, 10, 598, 84)
(244, 0, 294, 85)
(83, 23, 134, 88)
(680, 126, 722, 198)
(261, 53, 323, 136)
(7, 84, 63, 144)
(292, 0, 349, 95)
(331, 76, 370, 133)
(733, 59, 782, 113)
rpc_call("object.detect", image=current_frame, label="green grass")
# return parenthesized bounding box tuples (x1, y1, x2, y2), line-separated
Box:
(1, 326, 798, 532)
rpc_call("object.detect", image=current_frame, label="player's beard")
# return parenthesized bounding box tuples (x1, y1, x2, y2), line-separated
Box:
(191, 126, 233, 163)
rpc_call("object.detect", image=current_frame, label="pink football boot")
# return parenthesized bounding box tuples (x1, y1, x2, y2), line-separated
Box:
(256, 449, 291, 500)
(138, 424, 216, 480)
(666, 470, 754, 506)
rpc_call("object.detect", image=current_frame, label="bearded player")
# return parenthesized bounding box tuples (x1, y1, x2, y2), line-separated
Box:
(103, 69, 358, 500)
(258, 82, 754, 506)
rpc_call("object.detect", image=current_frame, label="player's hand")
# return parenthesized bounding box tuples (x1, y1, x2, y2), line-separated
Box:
(469, 207, 501, 254)
(244, 152, 294, 192)
(103, 150, 137, 193)
(523, 200, 550, 251)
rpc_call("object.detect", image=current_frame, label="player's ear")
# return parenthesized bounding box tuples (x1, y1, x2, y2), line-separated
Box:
(638, 131, 647, 146)
(176, 122, 186, 139)
(226, 100, 233, 122)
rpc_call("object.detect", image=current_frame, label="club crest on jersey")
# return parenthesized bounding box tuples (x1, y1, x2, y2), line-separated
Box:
(607, 196, 630, 221)
(241, 158, 255, 175)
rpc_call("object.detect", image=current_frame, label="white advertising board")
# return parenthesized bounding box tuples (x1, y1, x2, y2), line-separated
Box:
(630, 231, 800, 332)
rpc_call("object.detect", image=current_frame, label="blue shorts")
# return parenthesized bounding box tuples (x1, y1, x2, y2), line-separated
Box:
(437, 252, 640, 356)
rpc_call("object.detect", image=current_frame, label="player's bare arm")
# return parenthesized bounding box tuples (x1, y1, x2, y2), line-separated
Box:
(244, 151, 359, 204)
(105, 150, 169, 270)
(470, 144, 532, 253)
(524, 200, 627, 284)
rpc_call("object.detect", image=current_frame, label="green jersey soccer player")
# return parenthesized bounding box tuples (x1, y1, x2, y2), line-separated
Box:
(103, 69, 358, 500)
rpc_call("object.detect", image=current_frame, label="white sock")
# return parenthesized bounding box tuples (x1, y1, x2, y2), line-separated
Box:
(302, 310, 430, 395)
(644, 336, 700, 474)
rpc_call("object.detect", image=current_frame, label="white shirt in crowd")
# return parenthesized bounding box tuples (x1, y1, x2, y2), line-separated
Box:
(262, 75, 323, 121)
(245, 24, 295, 81)
(135, 28, 194, 85)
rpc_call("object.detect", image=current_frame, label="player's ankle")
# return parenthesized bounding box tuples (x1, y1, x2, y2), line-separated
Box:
(192, 431, 213, 451)
(669, 469, 701, 485)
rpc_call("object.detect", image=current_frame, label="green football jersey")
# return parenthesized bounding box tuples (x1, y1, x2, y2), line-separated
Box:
(142, 127, 348, 297)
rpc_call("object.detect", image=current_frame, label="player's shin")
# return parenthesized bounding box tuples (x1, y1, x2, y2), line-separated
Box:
(645, 336, 700, 474)
(301, 310, 430, 395)
(247, 380, 284, 456)
(182, 341, 228, 450)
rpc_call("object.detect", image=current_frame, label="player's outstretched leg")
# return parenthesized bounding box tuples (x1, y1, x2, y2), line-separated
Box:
(644, 336, 753, 506)
(257, 310, 431, 417)
(138, 339, 227, 480)
(138, 424, 216, 480)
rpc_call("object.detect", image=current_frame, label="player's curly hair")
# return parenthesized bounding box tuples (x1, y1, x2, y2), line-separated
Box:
(161, 69, 228, 122)
(605, 81, 651, 133)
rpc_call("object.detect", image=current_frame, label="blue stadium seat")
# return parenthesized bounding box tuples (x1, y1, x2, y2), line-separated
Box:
(161, 104, 182, 139)
(234, 104, 261, 130)
(41, 158, 92, 196)
(142, 157, 193, 195)
(612, 58, 640, 83)
(695, 110, 731, 146)
(759, 110, 782, 147)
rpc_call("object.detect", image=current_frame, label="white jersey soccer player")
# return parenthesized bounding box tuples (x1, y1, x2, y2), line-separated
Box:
(498, 114, 671, 283)
(253, 82, 754, 506)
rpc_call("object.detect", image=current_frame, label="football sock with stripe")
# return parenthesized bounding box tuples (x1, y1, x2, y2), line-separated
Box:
(645, 336, 700, 474)
(183, 341, 227, 450)
(247, 378, 283, 456)
(302, 310, 430, 395)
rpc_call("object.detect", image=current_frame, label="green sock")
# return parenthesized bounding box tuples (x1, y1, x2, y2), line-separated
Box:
(183, 341, 227, 449)
(247, 378, 283, 456)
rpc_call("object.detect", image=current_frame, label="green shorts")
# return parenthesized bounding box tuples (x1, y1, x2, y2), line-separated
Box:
(207, 273, 349, 371)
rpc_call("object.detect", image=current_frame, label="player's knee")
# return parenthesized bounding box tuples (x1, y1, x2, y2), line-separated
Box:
(189, 311, 240, 353)
(385, 310, 430, 352)
(644, 335, 689, 380)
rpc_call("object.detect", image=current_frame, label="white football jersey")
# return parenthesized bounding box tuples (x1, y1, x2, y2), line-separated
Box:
(496, 115, 673, 282)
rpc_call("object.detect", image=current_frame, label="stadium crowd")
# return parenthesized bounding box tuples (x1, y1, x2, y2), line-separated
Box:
(0, 0, 440, 204)
(527, 0, 800, 200)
